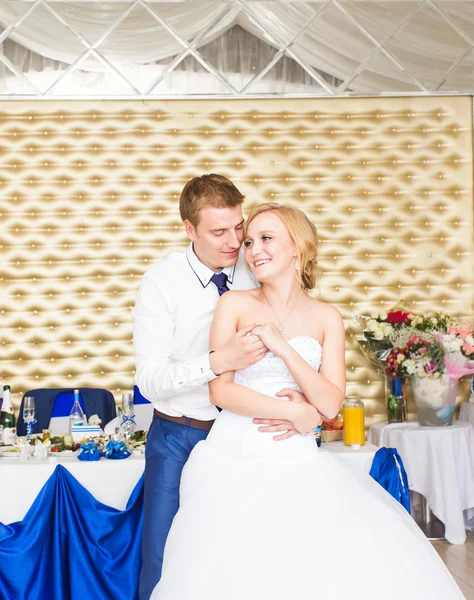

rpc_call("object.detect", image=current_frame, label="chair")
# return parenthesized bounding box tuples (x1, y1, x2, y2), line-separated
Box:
(132, 385, 154, 431)
(16, 388, 117, 437)
(369, 447, 411, 513)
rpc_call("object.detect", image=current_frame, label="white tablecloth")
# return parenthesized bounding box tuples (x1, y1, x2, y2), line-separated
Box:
(368, 420, 474, 544)
(0, 454, 145, 525)
(0, 442, 377, 526)
(459, 402, 474, 426)
(322, 440, 378, 473)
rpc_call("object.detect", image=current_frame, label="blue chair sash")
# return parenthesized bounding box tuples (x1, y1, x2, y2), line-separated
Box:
(369, 447, 411, 513)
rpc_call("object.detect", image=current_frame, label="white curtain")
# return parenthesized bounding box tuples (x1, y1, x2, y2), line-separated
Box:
(0, 1, 472, 94)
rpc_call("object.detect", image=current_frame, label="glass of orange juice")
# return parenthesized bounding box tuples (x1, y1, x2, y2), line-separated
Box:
(343, 396, 365, 447)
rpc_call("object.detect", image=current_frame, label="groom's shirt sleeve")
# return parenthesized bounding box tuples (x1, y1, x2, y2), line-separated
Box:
(132, 263, 218, 405)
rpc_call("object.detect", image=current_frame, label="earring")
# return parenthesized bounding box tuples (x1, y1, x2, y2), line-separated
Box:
(295, 262, 299, 271)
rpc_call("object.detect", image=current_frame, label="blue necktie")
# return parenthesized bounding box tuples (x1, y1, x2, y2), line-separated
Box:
(211, 272, 229, 296)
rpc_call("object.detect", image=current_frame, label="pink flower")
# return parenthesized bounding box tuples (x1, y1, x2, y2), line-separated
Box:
(463, 343, 474, 356)
(418, 347, 426, 355)
(448, 326, 459, 336)
(459, 322, 472, 340)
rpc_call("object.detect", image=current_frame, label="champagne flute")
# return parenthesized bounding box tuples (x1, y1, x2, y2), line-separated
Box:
(121, 393, 135, 437)
(23, 396, 36, 443)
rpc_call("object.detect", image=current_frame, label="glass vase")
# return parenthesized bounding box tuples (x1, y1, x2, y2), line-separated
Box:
(410, 373, 458, 426)
(386, 376, 408, 424)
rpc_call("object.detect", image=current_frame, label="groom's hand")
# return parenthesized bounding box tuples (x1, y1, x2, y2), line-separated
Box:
(210, 323, 268, 375)
(254, 389, 322, 441)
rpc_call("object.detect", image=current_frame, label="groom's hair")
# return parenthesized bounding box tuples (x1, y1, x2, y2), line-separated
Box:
(180, 174, 245, 227)
(246, 202, 319, 290)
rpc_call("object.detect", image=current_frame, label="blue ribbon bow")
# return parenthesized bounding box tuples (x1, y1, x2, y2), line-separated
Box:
(103, 440, 131, 460)
(120, 414, 136, 427)
(77, 440, 101, 462)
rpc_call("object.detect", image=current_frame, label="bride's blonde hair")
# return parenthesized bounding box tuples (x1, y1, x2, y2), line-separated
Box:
(245, 202, 318, 290)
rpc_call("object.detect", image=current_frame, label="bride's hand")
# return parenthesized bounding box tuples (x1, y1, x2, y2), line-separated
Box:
(254, 389, 321, 441)
(253, 322, 288, 357)
(290, 401, 322, 436)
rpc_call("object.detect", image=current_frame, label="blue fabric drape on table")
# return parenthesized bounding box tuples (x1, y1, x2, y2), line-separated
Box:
(369, 447, 411, 513)
(0, 465, 143, 600)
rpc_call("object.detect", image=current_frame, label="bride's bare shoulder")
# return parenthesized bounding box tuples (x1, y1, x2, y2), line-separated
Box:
(307, 297, 343, 323)
(217, 289, 260, 307)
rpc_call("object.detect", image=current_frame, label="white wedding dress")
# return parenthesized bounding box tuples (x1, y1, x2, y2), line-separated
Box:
(152, 337, 464, 600)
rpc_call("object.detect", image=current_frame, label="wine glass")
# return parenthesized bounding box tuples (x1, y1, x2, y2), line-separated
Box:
(23, 396, 36, 443)
(121, 392, 135, 437)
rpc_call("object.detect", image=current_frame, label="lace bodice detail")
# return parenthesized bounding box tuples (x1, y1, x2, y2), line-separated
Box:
(233, 336, 323, 393)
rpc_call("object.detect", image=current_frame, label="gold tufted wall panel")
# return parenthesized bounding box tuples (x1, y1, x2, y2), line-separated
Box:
(0, 97, 472, 424)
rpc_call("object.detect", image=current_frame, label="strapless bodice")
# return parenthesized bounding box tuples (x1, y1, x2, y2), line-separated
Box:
(205, 337, 322, 462)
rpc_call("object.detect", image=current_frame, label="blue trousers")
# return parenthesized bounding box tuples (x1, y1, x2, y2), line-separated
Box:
(138, 414, 210, 600)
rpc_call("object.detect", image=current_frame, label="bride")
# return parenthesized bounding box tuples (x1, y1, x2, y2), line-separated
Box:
(151, 202, 464, 600)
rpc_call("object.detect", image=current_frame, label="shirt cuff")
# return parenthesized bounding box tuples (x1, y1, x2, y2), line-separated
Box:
(192, 351, 219, 383)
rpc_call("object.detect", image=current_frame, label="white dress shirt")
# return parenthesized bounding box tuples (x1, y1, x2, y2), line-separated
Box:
(132, 243, 258, 420)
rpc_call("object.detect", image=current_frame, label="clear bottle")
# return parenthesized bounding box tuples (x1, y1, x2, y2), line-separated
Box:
(342, 396, 365, 447)
(0, 385, 17, 445)
(69, 389, 85, 434)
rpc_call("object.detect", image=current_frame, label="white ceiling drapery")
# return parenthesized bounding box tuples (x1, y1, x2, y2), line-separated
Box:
(0, 1, 473, 96)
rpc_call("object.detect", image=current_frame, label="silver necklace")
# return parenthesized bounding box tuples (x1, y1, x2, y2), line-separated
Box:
(261, 289, 304, 332)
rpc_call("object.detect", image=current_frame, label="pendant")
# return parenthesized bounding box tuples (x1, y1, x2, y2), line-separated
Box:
(278, 325, 284, 332)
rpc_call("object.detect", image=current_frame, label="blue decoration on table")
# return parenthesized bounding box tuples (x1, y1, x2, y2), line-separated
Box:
(0, 465, 144, 600)
(121, 413, 137, 427)
(104, 440, 131, 460)
(26, 418, 37, 439)
(370, 447, 411, 513)
(77, 440, 101, 461)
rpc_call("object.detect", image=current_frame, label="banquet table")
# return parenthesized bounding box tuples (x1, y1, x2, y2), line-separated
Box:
(0, 443, 377, 525)
(0, 443, 379, 600)
(368, 420, 474, 544)
(0, 453, 145, 524)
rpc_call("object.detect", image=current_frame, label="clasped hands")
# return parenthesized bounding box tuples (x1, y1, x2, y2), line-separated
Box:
(248, 322, 323, 441)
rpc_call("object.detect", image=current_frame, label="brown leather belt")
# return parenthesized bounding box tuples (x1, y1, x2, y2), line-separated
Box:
(153, 408, 215, 432)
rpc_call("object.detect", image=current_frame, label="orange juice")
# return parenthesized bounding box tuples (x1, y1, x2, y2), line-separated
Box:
(343, 400, 365, 446)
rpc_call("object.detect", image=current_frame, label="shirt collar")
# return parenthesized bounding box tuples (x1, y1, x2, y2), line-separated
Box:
(186, 243, 236, 288)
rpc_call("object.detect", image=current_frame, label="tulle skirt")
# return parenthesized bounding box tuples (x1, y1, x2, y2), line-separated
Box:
(152, 437, 464, 600)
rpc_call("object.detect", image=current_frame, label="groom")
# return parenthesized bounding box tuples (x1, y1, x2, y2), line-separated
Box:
(133, 174, 317, 599)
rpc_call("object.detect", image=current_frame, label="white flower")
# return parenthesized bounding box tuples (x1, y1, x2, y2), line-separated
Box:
(397, 354, 406, 363)
(89, 414, 102, 426)
(383, 324, 393, 336)
(403, 359, 418, 375)
(431, 317, 438, 325)
(379, 312, 388, 321)
(366, 319, 378, 332)
(373, 328, 384, 340)
(370, 311, 379, 319)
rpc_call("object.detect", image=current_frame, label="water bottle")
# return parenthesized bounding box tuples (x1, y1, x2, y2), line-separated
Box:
(69, 389, 85, 434)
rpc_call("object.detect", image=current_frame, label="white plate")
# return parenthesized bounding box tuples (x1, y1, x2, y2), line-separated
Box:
(0, 448, 22, 458)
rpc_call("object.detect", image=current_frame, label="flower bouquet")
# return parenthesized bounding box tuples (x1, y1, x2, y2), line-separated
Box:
(355, 306, 470, 425)
(385, 321, 474, 426)
(352, 307, 414, 375)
